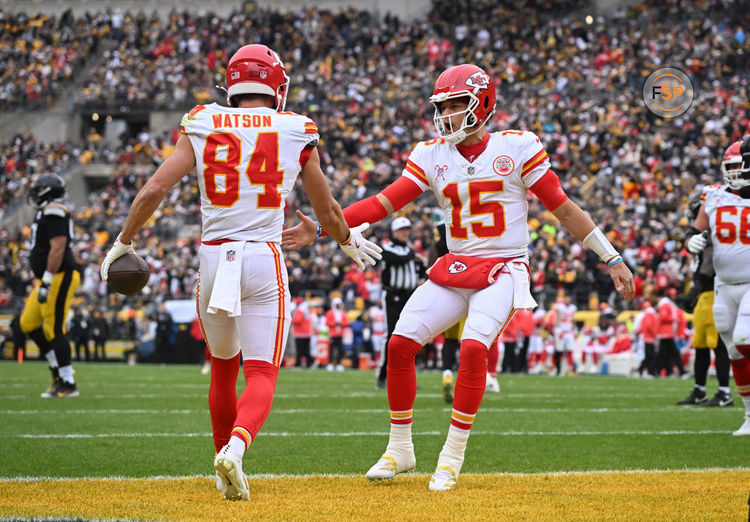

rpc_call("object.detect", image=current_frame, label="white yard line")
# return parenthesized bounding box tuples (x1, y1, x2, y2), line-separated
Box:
(0, 406, 734, 415)
(2, 467, 749, 483)
(10, 429, 732, 439)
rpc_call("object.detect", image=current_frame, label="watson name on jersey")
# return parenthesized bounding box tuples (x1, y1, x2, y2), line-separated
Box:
(180, 103, 319, 243)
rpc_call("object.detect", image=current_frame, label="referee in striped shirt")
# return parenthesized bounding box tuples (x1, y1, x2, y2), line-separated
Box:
(376, 217, 427, 388)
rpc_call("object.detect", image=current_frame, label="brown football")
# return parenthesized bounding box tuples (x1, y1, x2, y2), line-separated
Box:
(107, 252, 150, 295)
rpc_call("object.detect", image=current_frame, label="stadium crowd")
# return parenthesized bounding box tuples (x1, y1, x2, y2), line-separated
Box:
(1, 0, 750, 361)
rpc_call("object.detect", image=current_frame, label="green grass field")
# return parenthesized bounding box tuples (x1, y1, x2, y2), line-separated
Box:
(1, 360, 748, 480)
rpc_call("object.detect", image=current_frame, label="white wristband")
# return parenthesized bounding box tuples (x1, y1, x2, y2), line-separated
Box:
(42, 271, 55, 285)
(583, 228, 620, 263)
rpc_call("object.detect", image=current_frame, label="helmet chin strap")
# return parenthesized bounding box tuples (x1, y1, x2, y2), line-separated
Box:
(446, 121, 488, 145)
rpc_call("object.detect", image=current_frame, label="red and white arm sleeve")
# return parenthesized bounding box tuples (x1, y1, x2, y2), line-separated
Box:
(528, 169, 568, 211)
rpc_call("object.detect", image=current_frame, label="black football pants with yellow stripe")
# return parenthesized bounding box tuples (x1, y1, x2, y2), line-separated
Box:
(19, 270, 80, 367)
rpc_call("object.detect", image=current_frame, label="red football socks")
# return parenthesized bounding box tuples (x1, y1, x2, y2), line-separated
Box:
(208, 353, 241, 452)
(232, 359, 280, 449)
(451, 339, 488, 430)
(487, 340, 499, 377)
(386, 335, 423, 421)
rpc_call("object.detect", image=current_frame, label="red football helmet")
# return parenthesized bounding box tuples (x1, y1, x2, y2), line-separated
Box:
(721, 140, 750, 190)
(429, 64, 497, 144)
(225, 44, 289, 110)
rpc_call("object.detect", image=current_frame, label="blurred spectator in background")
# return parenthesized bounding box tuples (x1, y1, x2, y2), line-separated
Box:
(69, 307, 90, 362)
(90, 309, 109, 361)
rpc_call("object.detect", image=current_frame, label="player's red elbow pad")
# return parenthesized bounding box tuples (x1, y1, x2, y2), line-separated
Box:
(529, 170, 568, 211)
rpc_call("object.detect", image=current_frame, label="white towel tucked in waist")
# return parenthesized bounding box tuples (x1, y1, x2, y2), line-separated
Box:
(207, 241, 244, 317)
(508, 260, 537, 310)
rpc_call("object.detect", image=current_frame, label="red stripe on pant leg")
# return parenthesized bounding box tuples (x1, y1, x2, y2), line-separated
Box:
(487, 339, 499, 376)
(731, 357, 750, 397)
(268, 243, 286, 367)
(736, 345, 750, 359)
(386, 335, 423, 418)
(452, 339, 488, 430)
(209, 354, 241, 452)
(234, 359, 279, 440)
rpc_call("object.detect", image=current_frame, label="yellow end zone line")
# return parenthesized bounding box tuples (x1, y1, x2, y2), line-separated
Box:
(3, 467, 750, 482)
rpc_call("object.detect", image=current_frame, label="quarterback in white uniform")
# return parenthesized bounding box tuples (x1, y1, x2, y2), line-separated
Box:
(283, 63, 634, 490)
(101, 44, 381, 501)
(687, 137, 750, 435)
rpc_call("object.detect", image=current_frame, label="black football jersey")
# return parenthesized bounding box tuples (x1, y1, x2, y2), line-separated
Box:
(29, 203, 79, 278)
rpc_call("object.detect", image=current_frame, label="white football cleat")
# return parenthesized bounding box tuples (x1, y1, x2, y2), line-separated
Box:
(365, 447, 416, 481)
(733, 417, 750, 436)
(214, 446, 250, 500)
(485, 374, 500, 393)
(429, 465, 458, 491)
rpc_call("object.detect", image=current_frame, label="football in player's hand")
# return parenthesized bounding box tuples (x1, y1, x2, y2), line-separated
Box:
(107, 253, 150, 295)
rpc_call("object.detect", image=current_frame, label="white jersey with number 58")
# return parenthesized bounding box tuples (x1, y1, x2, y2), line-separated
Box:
(180, 103, 319, 243)
(702, 184, 750, 285)
(401, 130, 550, 258)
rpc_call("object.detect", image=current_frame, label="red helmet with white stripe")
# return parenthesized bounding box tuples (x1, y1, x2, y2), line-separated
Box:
(721, 140, 750, 190)
(225, 44, 289, 110)
(429, 64, 497, 144)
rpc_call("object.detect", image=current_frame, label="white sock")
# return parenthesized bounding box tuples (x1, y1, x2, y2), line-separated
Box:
(742, 395, 750, 416)
(695, 385, 706, 392)
(226, 435, 247, 460)
(387, 423, 413, 451)
(719, 386, 731, 395)
(443, 369, 453, 380)
(59, 365, 74, 384)
(45, 350, 58, 368)
(437, 426, 470, 473)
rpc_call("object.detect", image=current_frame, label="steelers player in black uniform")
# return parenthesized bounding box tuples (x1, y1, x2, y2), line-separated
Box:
(677, 194, 732, 407)
(19, 175, 81, 398)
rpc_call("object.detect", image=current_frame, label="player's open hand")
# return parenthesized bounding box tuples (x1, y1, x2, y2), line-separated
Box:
(100, 234, 135, 281)
(608, 260, 635, 301)
(338, 223, 383, 270)
(282, 210, 318, 250)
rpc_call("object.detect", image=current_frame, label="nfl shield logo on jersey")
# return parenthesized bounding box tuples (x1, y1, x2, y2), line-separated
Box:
(448, 261, 468, 274)
(260, 71, 267, 79)
(493, 155, 514, 176)
(226, 250, 236, 262)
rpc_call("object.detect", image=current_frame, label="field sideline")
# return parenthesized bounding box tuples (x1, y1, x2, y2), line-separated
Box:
(1, 362, 749, 520)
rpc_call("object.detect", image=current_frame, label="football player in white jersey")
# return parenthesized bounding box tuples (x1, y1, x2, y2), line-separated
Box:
(686, 137, 750, 435)
(101, 44, 381, 500)
(283, 63, 634, 490)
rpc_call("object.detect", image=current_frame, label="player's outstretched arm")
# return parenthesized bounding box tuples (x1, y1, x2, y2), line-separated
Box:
(297, 148, 382, 269)
(282, 175, 421, 249)
(551, 199, 635, 301)
(101, 134, 196, 280)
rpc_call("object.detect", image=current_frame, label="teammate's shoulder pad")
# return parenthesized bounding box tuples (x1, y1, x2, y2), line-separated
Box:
(42, 204, 67, 218)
